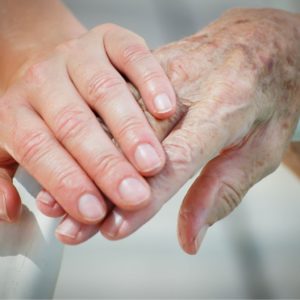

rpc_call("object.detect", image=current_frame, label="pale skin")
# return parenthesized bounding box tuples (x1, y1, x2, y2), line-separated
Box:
(0, 0, 177, 224)
(1, 3, 300, 254)
(39, 8, 300, 254)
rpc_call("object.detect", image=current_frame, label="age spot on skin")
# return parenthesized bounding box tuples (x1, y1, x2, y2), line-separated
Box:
(287, 55, 294, 66)
(284, 80, 296, 91)
(282, 122, 289, 130)
(234, 19, 250, 24)
(258, 54, 274, 73)
(255, 160, 264, 167)
(274, 40, 282, 51)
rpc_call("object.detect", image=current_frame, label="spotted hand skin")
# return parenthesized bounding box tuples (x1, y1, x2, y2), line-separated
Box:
(100, 8, 300, 254)
(43, 8, 300, 253)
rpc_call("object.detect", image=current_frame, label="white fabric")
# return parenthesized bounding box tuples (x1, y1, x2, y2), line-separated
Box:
(0, 168, 63, 299)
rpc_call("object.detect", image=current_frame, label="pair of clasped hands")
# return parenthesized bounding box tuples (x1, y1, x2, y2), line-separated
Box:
(0, 2, 300, 254)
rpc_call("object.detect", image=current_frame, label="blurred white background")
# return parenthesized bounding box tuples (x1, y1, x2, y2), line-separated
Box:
(54, 1, 300, 298)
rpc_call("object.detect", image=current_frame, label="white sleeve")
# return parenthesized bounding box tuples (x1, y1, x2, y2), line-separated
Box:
(0, 167, 64, 299)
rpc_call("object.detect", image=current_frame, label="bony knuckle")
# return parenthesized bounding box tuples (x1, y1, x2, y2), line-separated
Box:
(217, 77, 252, 102)
(55, 38, 79, 54)
(96, 22, 118, 33)
(15, 131, 51, 165)
(54, 106, 88, 142)
(164, 135, 195, 175)
(24, 61, 49, 87)
(167, 56, 192, 82)
(142, 70, 164, 85)
(92, 153, 125, 178)
(55, 168, 87, 195)
(121, 43, 151, 66)
(87, 72, 123, 105)
(116, 117, 144, 139)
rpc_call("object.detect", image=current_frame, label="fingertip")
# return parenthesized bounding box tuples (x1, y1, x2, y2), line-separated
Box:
(36, 190, 65, 218)
(100, 209, 128, 240)
(152, 93, 176, 120)
(134, 143, 166, 177)
(177, 218, 208, 255)
(37, 200, 66, 218)
(117, 177, 151, 211)
(55, 215, 99, 245)
(0, 179, 22, 223)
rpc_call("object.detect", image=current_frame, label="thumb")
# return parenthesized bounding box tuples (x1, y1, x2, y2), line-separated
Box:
(178, 128, 281, 255)
(0, 164, 22, 222)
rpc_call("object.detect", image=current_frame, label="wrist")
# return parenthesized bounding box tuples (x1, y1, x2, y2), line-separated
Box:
(0, 0, 87, 92)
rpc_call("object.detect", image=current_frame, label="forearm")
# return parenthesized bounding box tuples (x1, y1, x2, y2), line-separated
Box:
(0, 0, 86, 91)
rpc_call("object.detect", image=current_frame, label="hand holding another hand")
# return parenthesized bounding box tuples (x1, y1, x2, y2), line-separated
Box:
(0, 21, 176, 224)
(44, 8, 300, 254)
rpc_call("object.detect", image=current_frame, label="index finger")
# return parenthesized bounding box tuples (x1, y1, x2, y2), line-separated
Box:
(99, 103, 234, 239)
(103, 24, 176, 119)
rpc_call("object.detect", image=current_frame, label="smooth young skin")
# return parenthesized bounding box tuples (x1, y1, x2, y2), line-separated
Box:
(0, 0, 176, 224)
(44, 8, 300, 253)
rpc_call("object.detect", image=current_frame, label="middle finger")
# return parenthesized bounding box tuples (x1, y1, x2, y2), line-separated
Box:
(66, 33, 166, 177)
(29, 63, 151, 210)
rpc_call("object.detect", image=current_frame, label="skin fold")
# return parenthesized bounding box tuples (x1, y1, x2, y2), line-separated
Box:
(43, 8, 300, 254)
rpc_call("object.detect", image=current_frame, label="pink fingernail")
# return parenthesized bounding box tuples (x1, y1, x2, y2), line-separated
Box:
(0, 191, 9, 222)
(118, 177, 150, 206)
(78, 194, 106, 221)
(56, 217, 81, 239)
(154, 93, 172, 113)
(194, 225, 209, 253)
(36, 190, 56, 207)
(102, 210, 124, 239)
(134, 143, 162, 172)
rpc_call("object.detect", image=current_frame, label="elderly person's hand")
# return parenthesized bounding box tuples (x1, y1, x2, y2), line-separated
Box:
(0, 0, 176, 223)
(38, 8, 300, 252)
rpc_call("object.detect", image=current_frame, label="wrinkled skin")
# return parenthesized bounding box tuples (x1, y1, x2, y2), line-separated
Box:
(41, 8, 300, 254)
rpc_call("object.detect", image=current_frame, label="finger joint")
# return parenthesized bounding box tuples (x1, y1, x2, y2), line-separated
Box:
(86, 71, 124, 106)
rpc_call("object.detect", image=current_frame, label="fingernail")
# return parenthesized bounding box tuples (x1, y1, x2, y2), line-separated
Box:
(118, 177, 150, 206)
(194, 225, 209, 253)
(154, 93, 172, 113)
(56, 217, 81, 239)
(78, 194, 106, 221)
(0, 191, 9, 221)
(134, 143, 162, 172)
(36, 190, 55, 207)
(102, 210, 123, 239)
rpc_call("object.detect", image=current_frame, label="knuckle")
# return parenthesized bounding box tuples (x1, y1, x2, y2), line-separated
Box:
(164, 133, 195, 175)
(86, 71, 124, 106)
(54, 167, 87, 196)
(116, 117, 144, 141)
(215, 77, 253, 105)
(91, 153, 125, 178)
(219, 180, 243, 213)
(14, 130, 51, 165)
(55, 38, 79, 54)
(24, 61, 49, 87)
(121, 43, 151, 66)
(167, 55, 194, 82)
(54, 105, 88, 143)
(141, 70, 165, 85)
(95, 22, 118, 33)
